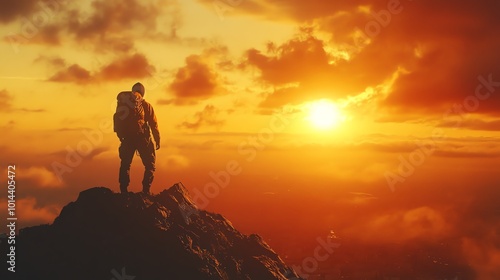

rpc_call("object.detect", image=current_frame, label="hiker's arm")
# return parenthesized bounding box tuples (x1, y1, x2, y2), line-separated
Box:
(146, 103, 160, 147)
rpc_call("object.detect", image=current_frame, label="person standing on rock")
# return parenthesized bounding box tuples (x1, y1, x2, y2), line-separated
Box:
(113, 82, 160, 194)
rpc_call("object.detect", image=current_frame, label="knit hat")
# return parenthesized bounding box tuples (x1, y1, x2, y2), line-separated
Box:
(132, 82, 145, 96)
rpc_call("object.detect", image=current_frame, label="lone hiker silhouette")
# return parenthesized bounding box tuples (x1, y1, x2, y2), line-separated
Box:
(113, 82, 160, 194)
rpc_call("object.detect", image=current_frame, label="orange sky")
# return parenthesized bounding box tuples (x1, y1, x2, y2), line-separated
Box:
(1, 0, 500, 278)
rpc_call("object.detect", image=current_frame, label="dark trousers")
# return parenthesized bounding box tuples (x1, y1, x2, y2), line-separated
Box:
(119, 136, 156, 191)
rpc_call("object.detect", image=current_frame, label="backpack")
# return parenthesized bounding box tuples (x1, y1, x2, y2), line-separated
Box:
(113, 91, 146, 139)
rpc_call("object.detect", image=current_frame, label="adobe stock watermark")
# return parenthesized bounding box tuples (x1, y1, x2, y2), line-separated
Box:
(382, 276, 458, 280)
(337, 0, 412, 57)
(50, 93, 142, 181)
(385, 74, 500, 192)
(51, 120, 112, 182)
(142, 66, 170, 92)
(6, 0, 68, 54)
(110, 267, 135, 280)
(51, 67, 169, 182)
(357, 0, 410, 41)
(212, 0, 244, 20)
(178, 108, 296, 224)
(177, 182, 200, 225)
(285, 233, 341, 279)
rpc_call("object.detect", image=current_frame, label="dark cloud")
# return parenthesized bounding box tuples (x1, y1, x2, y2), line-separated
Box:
(438, 118, 500, 131)
(34, 55, 66, 67)
(244, 28, 403, 109)
(49, 146, 109, 162)
(47, 53, 155, 84)
(0, 89, 13, 112)
(98, 53, 155, 80)
(246, 32, 331, 86)
(433, 149, 500, 159)
(0, 0, 39, 23)
(18, 108, 46, 113)
(177, 105, 224, 131)
(1, 0, 177, 52)
(0, 89, 45, 113)
(67, 0, 158, 39)
(231, 0, 500, 116)
(32, 24, 63, 45)
(0, 197, 60, 226)
(2, 0, 69, 49)
(342, 206, 452, 243)
(456, 184, 500, 278)
(164, 55, 220, 105)
(48, 64, 92, 84)
(86, 147, 110, 160)
(351, 135, 500, 159)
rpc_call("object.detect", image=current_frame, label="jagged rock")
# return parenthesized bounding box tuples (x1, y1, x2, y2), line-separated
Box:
(0, 183, 302, 280)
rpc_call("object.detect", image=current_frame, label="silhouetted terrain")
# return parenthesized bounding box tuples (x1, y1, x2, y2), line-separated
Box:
(0, 184, 301, 280)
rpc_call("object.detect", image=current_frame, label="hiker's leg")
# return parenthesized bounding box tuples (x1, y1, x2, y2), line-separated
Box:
(119, 140, 136, 192)
(138, 137, 156, 194)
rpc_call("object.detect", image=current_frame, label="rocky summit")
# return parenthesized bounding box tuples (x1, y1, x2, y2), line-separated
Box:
(0, 183, 302, 280)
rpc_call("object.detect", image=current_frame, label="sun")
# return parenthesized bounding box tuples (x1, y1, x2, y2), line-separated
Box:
(306, 99, 345, 130)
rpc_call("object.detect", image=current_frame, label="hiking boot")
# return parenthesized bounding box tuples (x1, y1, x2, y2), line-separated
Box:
(120, 185, 129, 194)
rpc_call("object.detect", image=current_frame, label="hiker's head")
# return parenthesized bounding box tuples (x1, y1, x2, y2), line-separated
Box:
(132, 82, 145, 96)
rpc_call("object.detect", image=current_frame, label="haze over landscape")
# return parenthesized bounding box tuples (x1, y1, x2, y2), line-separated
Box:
(1, 0, 499, 279)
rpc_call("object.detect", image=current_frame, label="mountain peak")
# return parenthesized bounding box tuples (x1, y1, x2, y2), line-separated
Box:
(1, 183, 301, 280)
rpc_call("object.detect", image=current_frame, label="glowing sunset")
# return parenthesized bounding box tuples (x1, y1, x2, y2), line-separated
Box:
(1, 0, 499, 279)
(305, 99, 345, 130)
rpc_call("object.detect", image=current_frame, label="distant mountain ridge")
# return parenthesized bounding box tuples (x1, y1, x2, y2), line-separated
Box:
(0, 183, 302, 280)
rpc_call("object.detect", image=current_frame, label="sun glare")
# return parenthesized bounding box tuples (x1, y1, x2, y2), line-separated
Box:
(307, 99, 345, 130)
